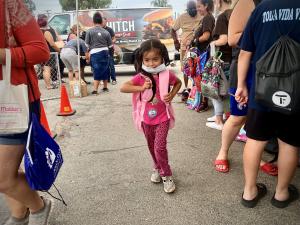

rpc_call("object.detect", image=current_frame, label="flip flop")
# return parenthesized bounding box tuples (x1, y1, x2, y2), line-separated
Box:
(271, 184, 299, 208)
(241, 183, 267, 208)
(260, 163, 278, 176)
(214, 159, 229, 173)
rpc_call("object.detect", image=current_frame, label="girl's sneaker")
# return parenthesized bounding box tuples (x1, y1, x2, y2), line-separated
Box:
(162, 176, 176, 193)
(151, 169, 161, 183)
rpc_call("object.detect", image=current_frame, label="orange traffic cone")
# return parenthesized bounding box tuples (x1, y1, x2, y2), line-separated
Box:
(40, 102, 56, 138)
(57, 84, 76, 116)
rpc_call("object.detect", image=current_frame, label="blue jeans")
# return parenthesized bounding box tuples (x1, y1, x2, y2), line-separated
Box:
(108, 55, 116, 82)
(90, 50, 109, 81)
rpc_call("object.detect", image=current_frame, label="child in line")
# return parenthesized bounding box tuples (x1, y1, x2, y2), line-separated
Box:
(120, 39, 182, 193)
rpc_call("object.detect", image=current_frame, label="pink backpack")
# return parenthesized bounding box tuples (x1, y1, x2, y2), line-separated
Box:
(132, 70, 175, 132)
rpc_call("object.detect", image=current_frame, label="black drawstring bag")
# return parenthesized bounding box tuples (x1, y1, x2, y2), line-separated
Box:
(255, 36, 300, 115)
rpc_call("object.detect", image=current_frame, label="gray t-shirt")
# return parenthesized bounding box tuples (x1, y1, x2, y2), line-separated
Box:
(85, 26, 112, 50)
(64, 39, 88, 53)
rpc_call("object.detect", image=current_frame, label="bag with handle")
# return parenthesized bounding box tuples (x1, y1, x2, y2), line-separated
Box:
(0, 49, 29, 134)
(24, 113, 64, 191)
(201, 50, 228, 100)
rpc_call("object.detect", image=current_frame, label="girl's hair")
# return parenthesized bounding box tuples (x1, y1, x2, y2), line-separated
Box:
(135, 39, 170, 102)
(198, 0, 214, 13)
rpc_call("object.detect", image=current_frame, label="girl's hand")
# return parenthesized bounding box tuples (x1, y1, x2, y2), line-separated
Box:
(142, 79, 152, 91)
(163, 92, 175, 103)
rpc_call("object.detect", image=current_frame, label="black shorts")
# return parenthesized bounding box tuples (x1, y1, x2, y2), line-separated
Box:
(245, 108, 300, 147)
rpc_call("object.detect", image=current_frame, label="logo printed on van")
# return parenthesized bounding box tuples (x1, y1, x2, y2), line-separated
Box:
(272, 91, 291, 107)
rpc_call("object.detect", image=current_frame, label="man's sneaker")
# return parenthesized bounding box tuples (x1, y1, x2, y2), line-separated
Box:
(112, 80, 117, 85)
(91, 90, 98, 95)
(4, 210, 29, 225)
(29, 197, 53, 225)
(206, 114, 227, 122)
(206, 122, 224, 131)
(162, 176, 176, 193)
(102, 88, 109, 92)
(150, 169, 161, 183)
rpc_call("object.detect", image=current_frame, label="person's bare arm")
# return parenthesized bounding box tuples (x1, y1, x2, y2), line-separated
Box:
(120, 80, 151, 93)
(212, 34, 228, 47)
(198, 31, 211, 42)
(171, 28, 180, 51)
(44, 31, 60, 52)
(163, 77, 182, 103)
(235, 50, 252, 105)
(228, 0, 255, 47)
(0, 49, 6, 64)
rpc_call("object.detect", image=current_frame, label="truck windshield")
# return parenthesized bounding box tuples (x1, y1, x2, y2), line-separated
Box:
(48, 14, 70, 36)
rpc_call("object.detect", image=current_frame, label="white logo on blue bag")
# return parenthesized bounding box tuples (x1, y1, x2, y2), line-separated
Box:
(272, 91, 291, 107)
(45, 148, 56, 169)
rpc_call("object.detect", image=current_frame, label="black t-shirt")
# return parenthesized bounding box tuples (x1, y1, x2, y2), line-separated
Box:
(195, 13, 215, 52)
(104, 26, 115, 39)
(41, 27, 57, 53)
(213, 9, 232, 63)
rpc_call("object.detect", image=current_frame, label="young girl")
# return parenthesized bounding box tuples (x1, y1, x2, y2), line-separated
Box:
(120, 39, 182, 193)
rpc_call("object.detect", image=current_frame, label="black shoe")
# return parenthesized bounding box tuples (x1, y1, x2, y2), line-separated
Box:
(241, 183, 267, 208)
(271, 184, 299, 208)
(91, 90, 98, 95)
(102, 88, 109, 92)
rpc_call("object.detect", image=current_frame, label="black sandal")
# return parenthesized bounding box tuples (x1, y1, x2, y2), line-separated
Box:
(241, 183, 267, 208)
(271, 184, 299, 208)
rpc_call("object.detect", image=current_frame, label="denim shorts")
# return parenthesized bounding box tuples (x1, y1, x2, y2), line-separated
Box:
(0, 100, 40, 145)
(90, 50, 109, 81)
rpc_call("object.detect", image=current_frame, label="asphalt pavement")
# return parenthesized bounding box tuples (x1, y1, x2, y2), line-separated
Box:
(1, 64, 299, 225)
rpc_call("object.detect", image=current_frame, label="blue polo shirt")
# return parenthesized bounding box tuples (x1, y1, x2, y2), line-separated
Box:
(240, 0, 300, 110)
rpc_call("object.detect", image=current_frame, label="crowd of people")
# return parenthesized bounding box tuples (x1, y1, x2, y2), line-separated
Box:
(168, 0, 300, 208)
(122, 0, 300, 209)
(36, 12, 117, 94)
(0, 0, 300, 224)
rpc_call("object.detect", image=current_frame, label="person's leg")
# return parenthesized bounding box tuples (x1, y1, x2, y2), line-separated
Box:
(90, 54, 100, 93)
(142, 123, 159, 170)
(153, 121, 171, 177)
(109, 56, 116, 82)
(206, 98, 224, 130)
(103, 80, 108, 89)
(42, 66, 51, 89)
(0, 145, 44, 213)
(93, 80, 100, 92)
(4, 195, 28, 219)
(180, 49, 188, 88)
(68, 71, 74, 81)
(212, 99, 224, 125)
(274, 139, 298, 201)
(215, 115, 246, 170)
(243, 138, 268, 200)
(74, 71, 79, 80)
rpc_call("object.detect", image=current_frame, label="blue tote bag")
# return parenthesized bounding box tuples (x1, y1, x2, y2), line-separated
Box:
(24, 113, 63, 191)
